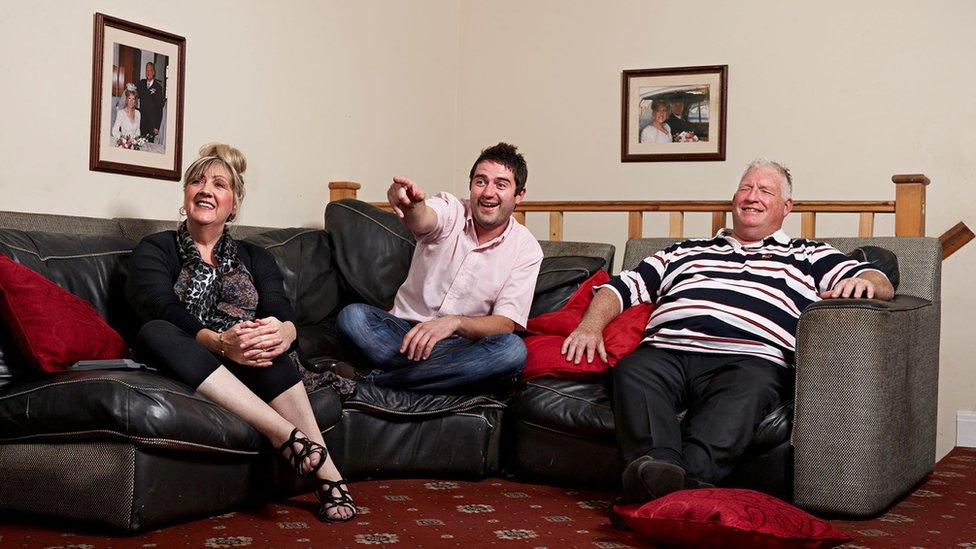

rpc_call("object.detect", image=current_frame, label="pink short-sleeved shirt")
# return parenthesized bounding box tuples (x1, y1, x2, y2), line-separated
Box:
(391, 192, 543, 329)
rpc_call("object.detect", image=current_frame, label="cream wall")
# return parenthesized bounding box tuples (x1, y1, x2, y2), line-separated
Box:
(1, 2, 973, 459)
(0, 0, 460, 227)
(454, 0, 976, 459)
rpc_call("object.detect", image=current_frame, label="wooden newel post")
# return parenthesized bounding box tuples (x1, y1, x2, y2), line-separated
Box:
(893, 174, 929, 237)
(328, 181, 361, 203)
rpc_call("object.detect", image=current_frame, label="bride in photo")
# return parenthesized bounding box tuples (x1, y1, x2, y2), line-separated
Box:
(111, 83, 142, 144)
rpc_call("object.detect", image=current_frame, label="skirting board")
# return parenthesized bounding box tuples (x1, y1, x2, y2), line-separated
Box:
(958, 411, 976, 448)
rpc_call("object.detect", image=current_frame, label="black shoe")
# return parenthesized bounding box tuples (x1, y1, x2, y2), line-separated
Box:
(316, 479, 357, 523)
(621, 456, 686, 504)
(279, 428, 327, 479)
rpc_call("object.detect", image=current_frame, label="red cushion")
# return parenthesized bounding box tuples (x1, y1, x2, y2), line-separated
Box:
(527, 271, 610, 337)
(0, 255, 128, 373)
(522, 271, 653, 382)
(615, 488, 852, 549)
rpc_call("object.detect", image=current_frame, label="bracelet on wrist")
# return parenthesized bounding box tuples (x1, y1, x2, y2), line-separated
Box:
(217, 333, 227, 357)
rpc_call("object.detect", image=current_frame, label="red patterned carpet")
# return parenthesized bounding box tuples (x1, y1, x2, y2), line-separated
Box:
(1, 447, 974, 548)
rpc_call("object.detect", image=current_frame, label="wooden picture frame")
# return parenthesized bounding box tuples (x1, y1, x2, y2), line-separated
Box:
(89, 13, 185, 180)
(621, 65, 728, 162)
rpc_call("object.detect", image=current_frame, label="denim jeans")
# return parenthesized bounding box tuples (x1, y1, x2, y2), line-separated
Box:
(335, 303, 526, 393)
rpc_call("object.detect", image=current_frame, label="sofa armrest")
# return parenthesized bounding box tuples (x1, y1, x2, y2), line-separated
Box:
(792, 294, 940, 516)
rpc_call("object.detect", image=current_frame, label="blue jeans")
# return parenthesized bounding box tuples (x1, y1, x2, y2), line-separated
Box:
(335, 303, 526, 393)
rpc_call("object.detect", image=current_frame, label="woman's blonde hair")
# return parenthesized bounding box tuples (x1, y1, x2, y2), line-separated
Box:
(182, 143, 247, 222)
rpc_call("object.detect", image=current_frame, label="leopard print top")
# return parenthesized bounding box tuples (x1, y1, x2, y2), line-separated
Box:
(173, 221, 258, 332)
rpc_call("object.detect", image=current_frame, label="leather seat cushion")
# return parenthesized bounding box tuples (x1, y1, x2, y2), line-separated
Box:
(0, 370, 342, 455)
(327, 383, 507, 476)
(508, 377, 793, 491)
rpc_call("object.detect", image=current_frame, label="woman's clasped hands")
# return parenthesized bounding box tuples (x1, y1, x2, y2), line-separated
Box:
(219, 317, 296, 367)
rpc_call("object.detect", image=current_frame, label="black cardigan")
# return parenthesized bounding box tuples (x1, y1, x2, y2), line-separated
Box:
(126, 230, 297, 336)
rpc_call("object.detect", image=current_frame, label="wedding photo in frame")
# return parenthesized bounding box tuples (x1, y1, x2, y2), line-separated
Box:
(89, 13, 185, 180)
(621, 65, 727, 162)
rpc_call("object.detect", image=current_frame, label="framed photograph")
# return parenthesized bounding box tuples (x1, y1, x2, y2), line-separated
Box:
(89, 13, 185, 180)
(621, 65, 727, 162)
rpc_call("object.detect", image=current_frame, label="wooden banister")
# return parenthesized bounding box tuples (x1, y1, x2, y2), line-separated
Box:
(328, 181, 361, 202)
(940, 222, 975, 260)
(893, 174, 929, 237)
(326, 174, 976, 260)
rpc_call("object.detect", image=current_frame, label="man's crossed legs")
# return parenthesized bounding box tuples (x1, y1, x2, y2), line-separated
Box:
(336, 303, 525, 393)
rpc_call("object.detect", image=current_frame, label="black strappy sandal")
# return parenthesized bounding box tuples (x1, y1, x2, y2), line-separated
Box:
(279, 428, 326, 478)
(316, 479, 357, 523)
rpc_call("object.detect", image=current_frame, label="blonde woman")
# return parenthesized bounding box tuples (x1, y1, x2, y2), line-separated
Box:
(126, 143, 355, 522)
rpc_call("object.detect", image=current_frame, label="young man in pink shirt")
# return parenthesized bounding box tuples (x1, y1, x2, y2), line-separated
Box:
(336, 143, 543, 393)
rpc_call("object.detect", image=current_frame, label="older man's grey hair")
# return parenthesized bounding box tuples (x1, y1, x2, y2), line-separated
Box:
(742, 159, 793, 200)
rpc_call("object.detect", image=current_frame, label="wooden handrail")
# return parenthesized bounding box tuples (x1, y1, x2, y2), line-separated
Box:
(327, 175, 972, 259)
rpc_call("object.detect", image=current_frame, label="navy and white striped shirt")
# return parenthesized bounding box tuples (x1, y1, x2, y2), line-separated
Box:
(600, 230, 880, 367)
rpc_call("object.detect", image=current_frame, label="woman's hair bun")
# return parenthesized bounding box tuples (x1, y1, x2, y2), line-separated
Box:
(198, 142, 247, 175)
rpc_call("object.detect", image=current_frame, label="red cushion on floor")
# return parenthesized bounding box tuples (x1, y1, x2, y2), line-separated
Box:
(614, 488, 852, 549)
(0, 255, 128, 373)
(522, 271, 653, 381)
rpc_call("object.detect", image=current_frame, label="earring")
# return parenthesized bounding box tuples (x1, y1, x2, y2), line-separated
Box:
(179, 207, 186, 216)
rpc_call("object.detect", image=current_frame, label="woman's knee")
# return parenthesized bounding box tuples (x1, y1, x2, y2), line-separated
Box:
(136, 319, 185, 349)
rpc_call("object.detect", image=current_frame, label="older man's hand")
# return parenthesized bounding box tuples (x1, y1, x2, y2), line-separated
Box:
(820, 277, 877, 299)
(561, 325, 608, 366)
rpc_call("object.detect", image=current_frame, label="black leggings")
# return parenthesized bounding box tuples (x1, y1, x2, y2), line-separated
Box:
(136, 319, 302, 402)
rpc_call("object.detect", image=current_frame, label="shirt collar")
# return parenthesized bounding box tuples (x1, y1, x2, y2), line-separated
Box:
(716, 228, 791, 246)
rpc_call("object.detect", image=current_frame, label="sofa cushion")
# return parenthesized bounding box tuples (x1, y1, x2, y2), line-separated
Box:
(0, 370, 261, 453)
(327, 383, 507, 476)
(508, 377, 793, 491)
(523, 272, 654, 381)
(615, 488, 852, 548)
(325, 199, 415, 309)
(244, 228, 342, 326)
(0, 255, 129, 373)
(0, 228, 138, 342)
(529, 255, 606, 317)
(0, 368, 343, 454)
(849, 245, 899, 291)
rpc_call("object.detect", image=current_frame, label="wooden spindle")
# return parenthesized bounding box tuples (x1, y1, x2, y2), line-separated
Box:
(801, 212, 816, 238)
(628, 212, 643, 239)
(669, 212, 684, 238)
(514, 211, 526, 225)
(710, 211, 727, 236)
(858, 212, 875, 237)
(549, 211, 564, 241)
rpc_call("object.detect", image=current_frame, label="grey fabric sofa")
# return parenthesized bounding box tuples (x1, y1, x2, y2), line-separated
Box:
(507, 236, 942, 517)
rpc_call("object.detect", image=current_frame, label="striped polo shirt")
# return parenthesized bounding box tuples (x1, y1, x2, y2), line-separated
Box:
(600, 229, 880, 367)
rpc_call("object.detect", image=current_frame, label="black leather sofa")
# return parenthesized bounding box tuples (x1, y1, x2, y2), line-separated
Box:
(0, 201, 942, 530)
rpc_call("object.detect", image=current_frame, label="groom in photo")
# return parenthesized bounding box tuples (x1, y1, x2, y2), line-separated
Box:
(137, 61, 165, 139)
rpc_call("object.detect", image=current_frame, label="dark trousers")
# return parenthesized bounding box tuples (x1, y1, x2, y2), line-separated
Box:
(612, 346, 790, 484)
(136, 319, 302, 402)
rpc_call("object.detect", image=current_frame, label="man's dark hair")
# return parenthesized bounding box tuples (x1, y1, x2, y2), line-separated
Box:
(468, 142, 528, 194)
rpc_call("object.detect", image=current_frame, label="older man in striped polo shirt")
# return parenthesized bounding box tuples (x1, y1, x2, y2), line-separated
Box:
(561, 159, 894, 504)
